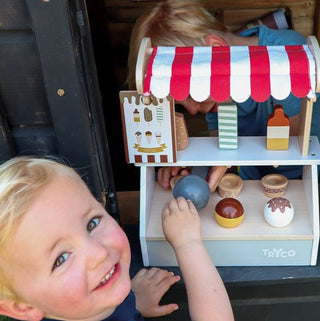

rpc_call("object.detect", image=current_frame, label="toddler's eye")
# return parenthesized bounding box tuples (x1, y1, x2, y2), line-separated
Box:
(87, 217, 100, 232)
(53, 253, 69, 270)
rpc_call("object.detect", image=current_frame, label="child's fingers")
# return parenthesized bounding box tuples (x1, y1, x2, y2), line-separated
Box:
(168, 198, 182, 211)
(158, 168, 173, 189)
(151, 303, 179, 317)
(177, 197, 198, 214)
(140, 267, 180, 290)
(163, 197, 199, 222)
(159, 274, 181, 291)
(146, 268, 175, 283)
(179, 167, 190, 177)
(162, 198, 178, 215)
(162, 203, 170, 217)
(186, 199, 198, 214)
(156, 272, 180, 287)
(162, 198, 182, 219)
(132, 268, 148, 279)
(207, 166, 227, 192)
(143, 275, 180, 317)
(146, 267, 167, 278)
(176, 196, 189, 209)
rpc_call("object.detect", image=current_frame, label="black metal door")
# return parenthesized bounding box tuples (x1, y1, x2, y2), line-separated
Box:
(0, 0, 118, 219)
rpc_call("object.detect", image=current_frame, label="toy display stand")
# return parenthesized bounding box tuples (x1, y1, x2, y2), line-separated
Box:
(139, 137, 319, 266)
(127, 36, 320, 266)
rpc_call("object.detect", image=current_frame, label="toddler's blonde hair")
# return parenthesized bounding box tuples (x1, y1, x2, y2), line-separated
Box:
(127, 0, 226, 89)
(0, 156, 81, 300)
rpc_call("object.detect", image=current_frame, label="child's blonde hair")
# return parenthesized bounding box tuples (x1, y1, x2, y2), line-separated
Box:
(0, 156, 81, 300)
(127, 0, 226, 89)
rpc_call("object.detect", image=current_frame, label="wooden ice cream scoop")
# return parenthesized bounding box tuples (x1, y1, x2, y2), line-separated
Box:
(171, 166, 210, 210)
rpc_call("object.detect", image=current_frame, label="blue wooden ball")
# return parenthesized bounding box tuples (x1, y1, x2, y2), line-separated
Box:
(173, 175, 210, 210)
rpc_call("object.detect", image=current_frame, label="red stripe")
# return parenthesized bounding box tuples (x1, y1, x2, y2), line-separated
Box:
(249, 46, 270, 102)
(285, 45, 311, 97)
(210, 46, 230, 102)
(143, 46, 157, 95)
(170, 47, 193, 101)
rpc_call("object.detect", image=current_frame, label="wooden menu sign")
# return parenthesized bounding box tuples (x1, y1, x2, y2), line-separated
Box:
(119, 91, 176, 164)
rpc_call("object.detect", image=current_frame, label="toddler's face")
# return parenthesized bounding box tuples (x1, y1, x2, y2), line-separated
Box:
(176, 96, 216, 115)
(176, 96, 233, 115)
(4, 174, 131, 321)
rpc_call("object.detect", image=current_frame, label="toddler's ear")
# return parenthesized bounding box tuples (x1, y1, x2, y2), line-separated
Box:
(0, 300, 43, 321)
(205, 33, 228, 47)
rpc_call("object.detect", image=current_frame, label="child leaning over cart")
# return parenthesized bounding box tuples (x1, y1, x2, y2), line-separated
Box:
(127, 0, 320, 191)
(0, 156, 233, 321)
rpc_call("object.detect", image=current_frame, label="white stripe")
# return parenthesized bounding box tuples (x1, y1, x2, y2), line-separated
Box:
(150, 47, 175, 98)
(218, 107, 237, 112)
(268, 46, 291, 100)
(230, 46, 251, 102)
(267, 126, 290, 138)
(190, 46, 211, 102)
(219, 105, 236, 109)
(220, 144, 238, 148)
(219, 132, 237, 136)
(219, 112, 237, 118)
(219, 125, 237, 130)
(220, 138, 238, 142)
(303, 45, 316, 98)
(219, 120, 237, 124)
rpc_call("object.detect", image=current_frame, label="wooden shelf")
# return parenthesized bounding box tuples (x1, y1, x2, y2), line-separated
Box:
(146, 180, 313, 240)
(139, 136, 320, 266)
(137, 136, 320, 167)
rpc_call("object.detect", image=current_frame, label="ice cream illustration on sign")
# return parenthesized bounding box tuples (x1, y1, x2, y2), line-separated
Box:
(144, 107, 153, 125)
(155, 132, 162, 144)
(145, 131, 152, 143)
(156, 106, 164, 126)
(135, 131, 142, 144)
(133, 108, 140, 125)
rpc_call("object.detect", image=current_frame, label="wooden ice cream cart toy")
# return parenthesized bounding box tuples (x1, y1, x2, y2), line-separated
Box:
(120, 35, 320, 267)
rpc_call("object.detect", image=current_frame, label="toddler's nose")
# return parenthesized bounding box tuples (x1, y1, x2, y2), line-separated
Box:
(85, 240, 109, 270)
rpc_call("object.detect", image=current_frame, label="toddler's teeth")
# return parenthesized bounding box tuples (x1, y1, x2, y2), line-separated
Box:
(100, 266, 115, 285)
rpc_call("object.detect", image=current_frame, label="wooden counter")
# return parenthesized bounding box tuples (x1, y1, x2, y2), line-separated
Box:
(118, 189, 320, 320)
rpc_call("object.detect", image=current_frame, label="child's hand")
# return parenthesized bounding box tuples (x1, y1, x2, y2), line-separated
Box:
(131, 267, 180, 317)
(162, 197, 202, 251)
(206, 166, 227, 192)
(157, 166, 191, 189)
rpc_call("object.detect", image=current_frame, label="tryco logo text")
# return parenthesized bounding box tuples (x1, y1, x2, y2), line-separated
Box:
(262, 248, 296, 258)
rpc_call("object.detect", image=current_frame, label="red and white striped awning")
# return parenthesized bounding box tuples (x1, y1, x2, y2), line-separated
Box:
(143, 44, 317, 103)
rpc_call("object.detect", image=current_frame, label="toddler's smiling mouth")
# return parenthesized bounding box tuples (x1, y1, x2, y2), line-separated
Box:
(100, 266, 115, 286)
(94, 263, 121, 291)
